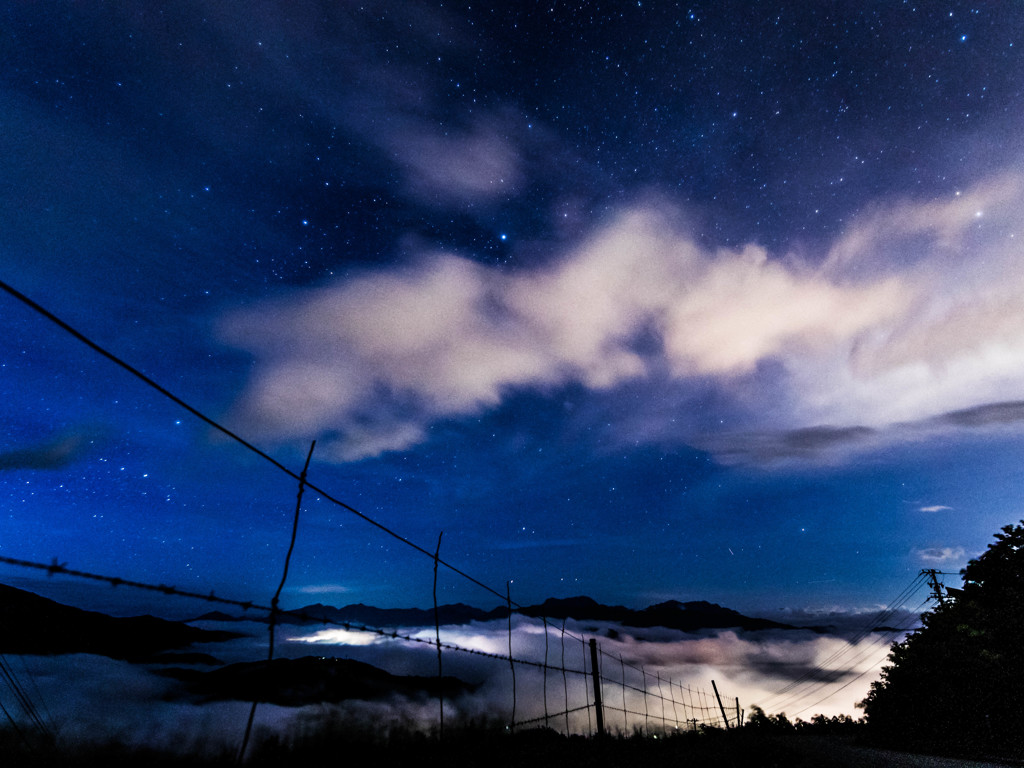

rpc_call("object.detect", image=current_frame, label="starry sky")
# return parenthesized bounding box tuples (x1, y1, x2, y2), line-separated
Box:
(3, 1, 1024, 618)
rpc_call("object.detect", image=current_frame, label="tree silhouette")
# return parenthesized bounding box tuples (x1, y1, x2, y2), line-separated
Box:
(861, 521, 1024, 756)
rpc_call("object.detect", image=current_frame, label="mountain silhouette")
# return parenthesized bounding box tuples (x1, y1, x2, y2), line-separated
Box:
(196, 594, 795, 633)
(0, 583, 241, 660)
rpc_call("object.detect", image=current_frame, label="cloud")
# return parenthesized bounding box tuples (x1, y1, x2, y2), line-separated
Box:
(913, 547, 966, 564)
(383, 113, 524, 205)
(697, 426, 878, 466)
(934, 401, 1024, 428)
(917, 505, 953, 513)
(220, 168, 1024, 462)
(288, 615, 914, 723)
(290, 584, 355, 596)
(220, 206, 904, 460)
(6, 608, 918, 751)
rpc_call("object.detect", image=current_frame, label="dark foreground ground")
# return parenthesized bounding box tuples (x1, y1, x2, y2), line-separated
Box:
(4, 727, 1022, 768)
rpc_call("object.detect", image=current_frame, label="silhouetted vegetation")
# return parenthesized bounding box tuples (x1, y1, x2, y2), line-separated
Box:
(860, 520, 1024, 759)
(0, 719, 875, 768)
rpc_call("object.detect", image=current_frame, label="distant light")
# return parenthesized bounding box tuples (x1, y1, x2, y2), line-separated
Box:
(500, 233, 508, 241)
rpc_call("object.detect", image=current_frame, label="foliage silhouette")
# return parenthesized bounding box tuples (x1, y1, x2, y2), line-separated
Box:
(860, 520, 1024, 757)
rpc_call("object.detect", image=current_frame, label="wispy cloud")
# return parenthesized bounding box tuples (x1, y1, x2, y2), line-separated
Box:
(290, 584, 355, 596)
(917, 505, 953, 513)
(913, 547, 966, 564)
(0, 431, 94, 471)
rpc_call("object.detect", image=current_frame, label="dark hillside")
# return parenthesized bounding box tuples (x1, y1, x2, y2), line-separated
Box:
(0, 583, 240, 660)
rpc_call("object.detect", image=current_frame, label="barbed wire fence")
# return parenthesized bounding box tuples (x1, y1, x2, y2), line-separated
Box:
(1, 279, 942, 749)
(0, 553, 736, 740)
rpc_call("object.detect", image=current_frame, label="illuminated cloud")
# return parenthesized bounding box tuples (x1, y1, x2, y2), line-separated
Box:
(917, 505, 953, 513)
(221, 172, 1024, 462)
(290, 583, 355, 596)
(220, 207, 901, 459)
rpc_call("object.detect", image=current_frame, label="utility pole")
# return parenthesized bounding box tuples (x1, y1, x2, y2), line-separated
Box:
(923, 569, 946, 606)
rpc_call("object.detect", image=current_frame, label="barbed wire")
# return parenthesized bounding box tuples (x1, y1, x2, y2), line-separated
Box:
(0, 281, 757, 733)
(0, 552, 749, 738)
(0, 554, 584, 674)
(0, 280, 892, 737)
(0, 280, 524, 609)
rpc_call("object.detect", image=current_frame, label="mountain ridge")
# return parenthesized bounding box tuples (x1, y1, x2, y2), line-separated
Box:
(195, 593, 797, 633)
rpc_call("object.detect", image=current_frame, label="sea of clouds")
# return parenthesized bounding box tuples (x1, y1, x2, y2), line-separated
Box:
(3, 611, 917, 754)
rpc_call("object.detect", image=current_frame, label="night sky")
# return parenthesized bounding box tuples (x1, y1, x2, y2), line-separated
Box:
(3, 1, 1024, 619)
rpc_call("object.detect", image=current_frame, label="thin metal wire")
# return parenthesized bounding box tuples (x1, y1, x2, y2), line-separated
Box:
(0, 280, 520, 609)
(0, 555, 586, 673)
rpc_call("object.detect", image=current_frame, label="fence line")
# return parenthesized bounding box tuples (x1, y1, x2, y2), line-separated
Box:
(0, 279, 729, 677)
(0, 553, 736, 737)
(0, 282, 747, 742)
(0, 280, 534, 610)
(0, 555, 570, 671)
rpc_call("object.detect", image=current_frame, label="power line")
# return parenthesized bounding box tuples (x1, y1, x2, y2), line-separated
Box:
(759, 572, 927, 707)
(758, 574, 931, 716)
(788, 595, 933, 718)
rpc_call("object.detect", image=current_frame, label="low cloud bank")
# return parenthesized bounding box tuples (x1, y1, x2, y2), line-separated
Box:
(5, 615, 911, 751)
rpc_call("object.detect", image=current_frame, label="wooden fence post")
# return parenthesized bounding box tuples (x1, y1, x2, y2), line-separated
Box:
(712, 680, 730, 729)
(589, 639, 605, 737)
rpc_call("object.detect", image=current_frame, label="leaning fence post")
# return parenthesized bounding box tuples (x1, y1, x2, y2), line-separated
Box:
(589, 639, 605, 737)
(433, 531, 444, 741)
(712, 679, 730, 729)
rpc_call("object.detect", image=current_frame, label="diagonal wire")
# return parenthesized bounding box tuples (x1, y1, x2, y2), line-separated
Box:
(0, 555, 589, 674)
(0, 279, 515, 608)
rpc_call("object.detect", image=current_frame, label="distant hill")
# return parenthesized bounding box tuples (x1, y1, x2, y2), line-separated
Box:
(0, 583, 241, 660)
(164, 656, 474, 706)
(196, 594, 796, 633)
(519, 596, 796, 632)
